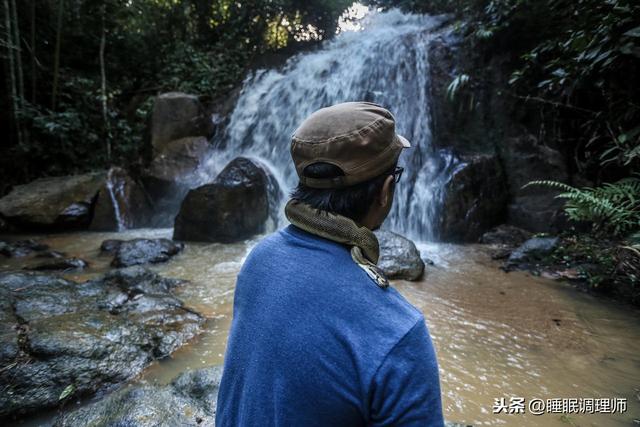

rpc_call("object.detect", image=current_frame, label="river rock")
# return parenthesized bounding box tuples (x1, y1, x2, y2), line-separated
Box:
(0, 173, 105, 230)
(54, 366, 223, 427)
(480, 224, 532, 246)
(106, 238, 185, 267)
(375, 230, 425, 280)
(0, 267, 203, 419)
(505, 237, 560, 270)
(142, 137, 210, 197)
(141, 137, 210, 226)
(90, 167, 152, 231)
(26, 257, 88, 272)
(438, 155, 508, 242)
(100, 238, 124, 254)
(500, 134, 569, 232)
(174, 157, 274, 243)
(151, 92, 214, 154)
(0, 239, 48, 257)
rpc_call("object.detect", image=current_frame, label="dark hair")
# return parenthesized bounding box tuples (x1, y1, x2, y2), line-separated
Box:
(290, 162, 395, 222)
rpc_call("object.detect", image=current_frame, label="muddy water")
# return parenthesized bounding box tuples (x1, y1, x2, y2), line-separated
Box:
(3, 229, 639, 426)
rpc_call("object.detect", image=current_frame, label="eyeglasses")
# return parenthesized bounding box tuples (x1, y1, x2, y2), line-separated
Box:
(392, 166, 404, 183)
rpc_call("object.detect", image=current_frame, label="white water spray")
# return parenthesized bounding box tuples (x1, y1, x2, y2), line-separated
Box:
(199, 9, 457, 241)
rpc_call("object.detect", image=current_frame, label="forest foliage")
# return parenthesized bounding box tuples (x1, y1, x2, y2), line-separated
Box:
(0, 0, 352, 193)
(2, 0, 639, 237)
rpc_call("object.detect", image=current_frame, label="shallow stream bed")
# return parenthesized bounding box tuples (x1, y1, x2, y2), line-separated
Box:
(3, 229, 640, 426)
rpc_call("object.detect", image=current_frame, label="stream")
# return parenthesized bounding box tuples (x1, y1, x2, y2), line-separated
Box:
(4, 228, 640, 427)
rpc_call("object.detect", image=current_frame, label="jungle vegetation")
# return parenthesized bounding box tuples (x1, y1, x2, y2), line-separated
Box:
(0, 0, 352, 193)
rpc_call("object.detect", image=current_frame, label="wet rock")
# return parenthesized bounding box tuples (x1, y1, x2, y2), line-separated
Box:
(101, 266, 186, 299)
(375, 230, 425, 280)
(108, 238, 184, 267)
(500, 134, 569, 233)
(426, 26, 573, 236)
(26, 257, 88, 272)
(0, 268, 203, 419)
(508, 194, 567, 234)
(90, 167, 152, 231)
(505, 237, 560, 270)
(0, 173, 105, 231)
(151, 92, 214, 154)
(54, 366, 223, 427)
(143, 137, 210, 196)
(439, 155, 508, 242)
(0, 239, 49, 257)
(174, 157, 275, 243)
(490, 247, 513, 260)
(480, 224, 532, 246)
(35, 250, 66, 259)
(100, 239, 123, 254)
(141, 137, 210, 227)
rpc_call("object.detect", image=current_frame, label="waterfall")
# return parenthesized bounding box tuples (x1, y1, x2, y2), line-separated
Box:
(200, 9, 457, 242)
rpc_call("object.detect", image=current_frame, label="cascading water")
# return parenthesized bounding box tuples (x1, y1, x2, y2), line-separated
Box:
(200, 9, 457, 242)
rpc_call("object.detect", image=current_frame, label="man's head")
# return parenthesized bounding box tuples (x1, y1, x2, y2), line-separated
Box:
(289, 102, 409, 230)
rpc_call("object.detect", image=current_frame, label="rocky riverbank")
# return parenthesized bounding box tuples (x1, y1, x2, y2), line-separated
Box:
(0, 266, 204, 421)
(480, 225, 640, 307)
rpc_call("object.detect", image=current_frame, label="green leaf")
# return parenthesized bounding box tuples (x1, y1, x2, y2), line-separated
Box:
(59, 384, 75, 401)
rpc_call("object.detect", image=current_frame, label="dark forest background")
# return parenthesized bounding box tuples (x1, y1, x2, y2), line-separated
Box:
(1, 0, 639, 237)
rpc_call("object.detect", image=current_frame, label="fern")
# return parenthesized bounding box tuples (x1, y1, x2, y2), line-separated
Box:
(524, 178, 640, 236)
(446, 74, 470, 101)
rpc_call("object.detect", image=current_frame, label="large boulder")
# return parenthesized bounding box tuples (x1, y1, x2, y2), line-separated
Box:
(141, 137, 210, 226)
(103, 238, 184, 267)
(375, 230, 425, 280)
(54, 366, 223, 427)
(174, 157, 276, 243)
(0, 173, 105, 230)
(438, 155, 508, 242)
(499, 134, 569, 232)
(151, 93, 214, 154)
(0, 267, 203, 419)
(143, 137, 210, 198)
(90, 167, 152, 231)
(0, 170, 151, 232)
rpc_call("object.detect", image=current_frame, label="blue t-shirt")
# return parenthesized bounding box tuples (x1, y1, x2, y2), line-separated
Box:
(216, 225, 444, 426)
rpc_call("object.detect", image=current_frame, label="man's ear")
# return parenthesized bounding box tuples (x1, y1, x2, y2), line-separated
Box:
(379, 175, 395, 207)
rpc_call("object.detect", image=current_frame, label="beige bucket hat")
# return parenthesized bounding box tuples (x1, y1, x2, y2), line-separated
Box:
(291, 102, 411, 189)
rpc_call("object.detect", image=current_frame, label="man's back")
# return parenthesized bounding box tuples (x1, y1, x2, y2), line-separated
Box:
(216, 225, 444, 426)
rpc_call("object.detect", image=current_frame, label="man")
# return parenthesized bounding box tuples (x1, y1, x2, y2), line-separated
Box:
(217, 102, 444, 426)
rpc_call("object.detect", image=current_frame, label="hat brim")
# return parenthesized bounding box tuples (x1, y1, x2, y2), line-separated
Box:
(396, 134, 411, 148)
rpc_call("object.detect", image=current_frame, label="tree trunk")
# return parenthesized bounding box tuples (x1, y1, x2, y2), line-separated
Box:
(30, 0, 35, 103)
(100, 5, 111, 161)
(9, 0, 23, 108)
(3, 0, 18, 144)
(51, 0, 64, 110)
